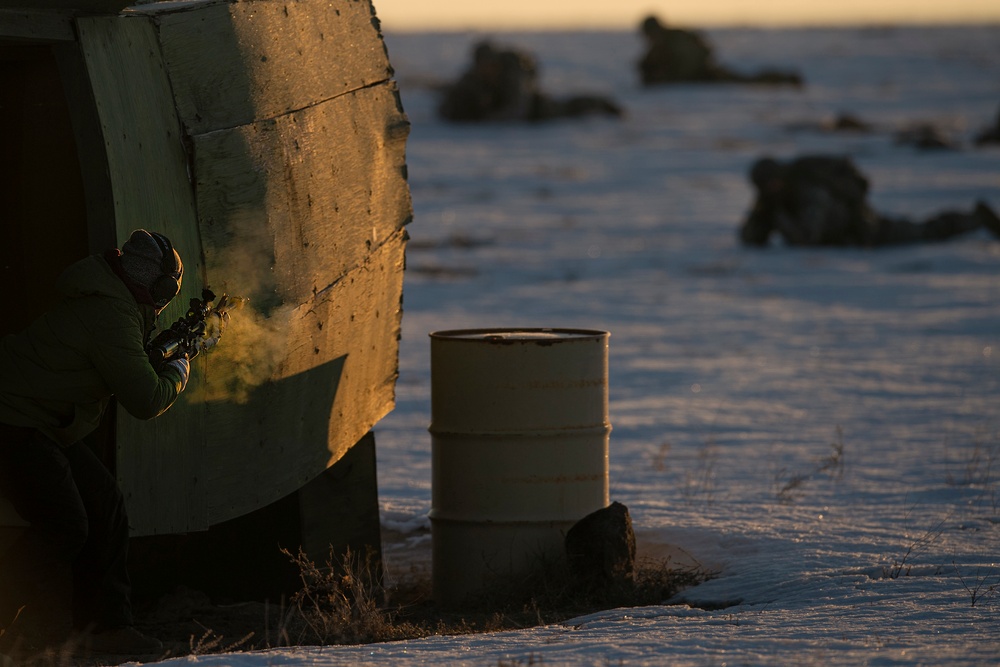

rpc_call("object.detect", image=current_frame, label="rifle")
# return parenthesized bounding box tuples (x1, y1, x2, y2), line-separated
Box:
(147, 288, 246, 370)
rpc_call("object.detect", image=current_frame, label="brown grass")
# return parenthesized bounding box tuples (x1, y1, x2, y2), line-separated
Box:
(1, 546, 706, 666)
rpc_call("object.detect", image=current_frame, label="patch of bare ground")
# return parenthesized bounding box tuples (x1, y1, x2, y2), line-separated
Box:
(2, 528, 706, 666)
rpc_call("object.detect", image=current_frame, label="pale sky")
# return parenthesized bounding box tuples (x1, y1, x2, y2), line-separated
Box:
(371, 0, 1000, 30)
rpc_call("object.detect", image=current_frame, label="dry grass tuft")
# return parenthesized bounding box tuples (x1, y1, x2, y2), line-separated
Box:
(279, 546, 422, 645)
(1, 541, 706, 665)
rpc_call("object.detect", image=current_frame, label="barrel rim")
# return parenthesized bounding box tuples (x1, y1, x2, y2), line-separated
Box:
(429, 327, 609, 342)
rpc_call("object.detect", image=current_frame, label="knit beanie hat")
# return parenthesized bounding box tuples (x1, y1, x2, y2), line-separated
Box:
(120, 229, 183, 304)
(121, 229, 184, 312)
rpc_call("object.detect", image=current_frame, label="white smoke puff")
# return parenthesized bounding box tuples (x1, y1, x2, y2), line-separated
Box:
(187, 301, 294, 405)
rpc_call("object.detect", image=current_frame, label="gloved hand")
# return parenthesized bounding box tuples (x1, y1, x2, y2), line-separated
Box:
(165, 357, 190, 392)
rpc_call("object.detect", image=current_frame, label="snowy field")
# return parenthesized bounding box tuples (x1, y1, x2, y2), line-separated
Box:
(149, 24, 1000, 666)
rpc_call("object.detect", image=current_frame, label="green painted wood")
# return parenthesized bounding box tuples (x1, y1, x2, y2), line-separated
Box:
(144, 0, 394, 135)
(76, 14, 207, 534)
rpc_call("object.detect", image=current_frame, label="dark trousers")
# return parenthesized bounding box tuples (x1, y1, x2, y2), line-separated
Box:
(0, 423, 132, 632)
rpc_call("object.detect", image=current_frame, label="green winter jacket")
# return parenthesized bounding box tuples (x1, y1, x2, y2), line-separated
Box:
(0, 253, 186, 445)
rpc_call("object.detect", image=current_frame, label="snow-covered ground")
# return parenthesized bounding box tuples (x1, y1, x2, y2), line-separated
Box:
(148, 24, 1000, 666)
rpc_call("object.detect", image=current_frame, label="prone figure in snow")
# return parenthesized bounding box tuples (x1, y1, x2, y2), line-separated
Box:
(740, 155, 1000, 247)
(637, 15, 803, 87)
(438, 40, 623, 123)
(0, 230, 237, 656)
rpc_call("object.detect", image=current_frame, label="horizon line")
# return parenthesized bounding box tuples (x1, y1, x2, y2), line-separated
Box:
(379, 19, 1000, 33)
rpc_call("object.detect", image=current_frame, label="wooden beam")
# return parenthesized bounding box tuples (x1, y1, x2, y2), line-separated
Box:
(0, 8, 76, 42)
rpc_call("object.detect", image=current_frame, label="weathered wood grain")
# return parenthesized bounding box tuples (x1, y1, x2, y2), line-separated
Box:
(75, 15, 202, 292)
(197, 230, 405, 525)
(143, 0, 394, 134)
(76, 14, 208, 534)
(194, 81, 411, 311)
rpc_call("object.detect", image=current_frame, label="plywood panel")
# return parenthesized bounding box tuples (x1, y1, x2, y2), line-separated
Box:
(146, 0, 393, 134)
(76, 14, 207, 533)
(195, 230, 406, 524)
(71, 1, 411, 536)
(193, 82, 410, 311)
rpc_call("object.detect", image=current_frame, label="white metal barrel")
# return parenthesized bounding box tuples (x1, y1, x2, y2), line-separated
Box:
(429, 328, 611, 606)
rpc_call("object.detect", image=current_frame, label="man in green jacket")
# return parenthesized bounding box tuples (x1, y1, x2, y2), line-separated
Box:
(0, 230, 191, 656)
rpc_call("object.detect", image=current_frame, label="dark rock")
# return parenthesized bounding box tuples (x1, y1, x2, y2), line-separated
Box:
(565, 501, 636, 589)
(828, 112, 873, 133)
(894, 123, 959, 150)
(974, 107, 1000, 146)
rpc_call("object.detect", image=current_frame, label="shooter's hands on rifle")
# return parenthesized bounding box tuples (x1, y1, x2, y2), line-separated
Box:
(147, 290, 246, 369)
(192, 309, 229, 357)
(197, 294, 246, 355)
